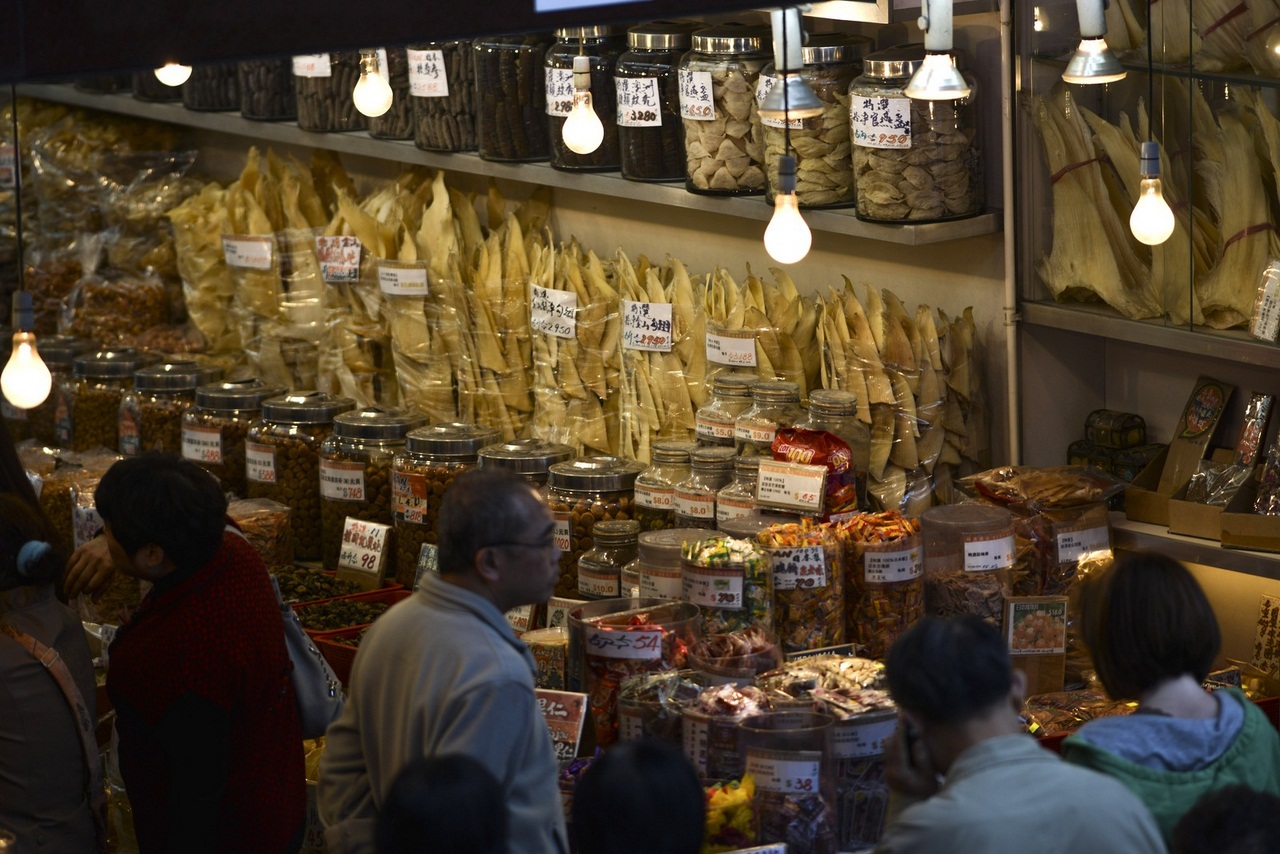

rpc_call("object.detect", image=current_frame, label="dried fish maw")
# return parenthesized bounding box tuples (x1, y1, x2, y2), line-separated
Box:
(1147, 0, 1199, 64)
(1103, 0, 1142, 51)
(1192, 0, 1252, 71)
(841, 341, 873, 424)
(917, 414, 947, 473)
(869, 403, 895, 481)
(903, 469, 934, 518)
(888, 372, 920, 470)
(863, 283, 886, 352)
(868, 466, 907, 513)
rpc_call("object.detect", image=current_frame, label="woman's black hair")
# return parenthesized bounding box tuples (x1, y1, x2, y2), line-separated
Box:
(0, 493, 64, 591)
(376, 754, 507, 854)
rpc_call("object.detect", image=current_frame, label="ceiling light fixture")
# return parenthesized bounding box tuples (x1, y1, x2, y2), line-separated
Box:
(905, 0, 972, 100)
(1062, 0, 1127, 84)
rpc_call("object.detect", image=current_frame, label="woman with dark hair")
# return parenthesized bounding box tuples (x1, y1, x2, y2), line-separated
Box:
(376, 754, 507, 854)
(0, 493, 101, 852)
(1064, 551, 1280, 840)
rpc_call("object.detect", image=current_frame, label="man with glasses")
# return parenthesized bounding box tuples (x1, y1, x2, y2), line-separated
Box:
(319, 468, 567, 854)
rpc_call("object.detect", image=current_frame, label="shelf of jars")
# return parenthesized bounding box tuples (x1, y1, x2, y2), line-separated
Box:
(1111, 513, 1280, 581)
(16, 81, 1001, 248)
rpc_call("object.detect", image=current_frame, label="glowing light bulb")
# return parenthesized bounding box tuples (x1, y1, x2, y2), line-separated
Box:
(1267, 26, 1280, 58)
(563, 91, 604, 155)
(154, 63, 192, 87)
(764, 192, 812, 265)
(352, 54, 394, 118)
(1, 332, 51, 410)
(1130, 177, 1175, 245)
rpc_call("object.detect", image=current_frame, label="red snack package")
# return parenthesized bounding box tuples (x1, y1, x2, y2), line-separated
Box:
(771, 428, 861, 517)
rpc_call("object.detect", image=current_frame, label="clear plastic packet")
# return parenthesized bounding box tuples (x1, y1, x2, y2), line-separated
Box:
(1256, 446, 1280, 515)
(756, 521, 845, 653)
(60, 235, 170, 347)
(170, 183, 240, 353)
(228, 497, 294, 567)
(958, 465, 1128, 513)
(1186, 460, 1253, 506)
(1024, 689, 1134, 738)
(37, 448, 120, 556)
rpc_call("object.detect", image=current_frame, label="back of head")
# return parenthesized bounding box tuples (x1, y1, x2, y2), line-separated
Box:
(0, 493, 64, 591)
(1172, 785, 1280, 854)
(571, 739, 705, 854)
(436, 467, 538, 575)
(376, 754, 506, 854)
(886, 616, 1013, 725)
(95, 452, 227, 571)
(1081, 551, 1220, 700)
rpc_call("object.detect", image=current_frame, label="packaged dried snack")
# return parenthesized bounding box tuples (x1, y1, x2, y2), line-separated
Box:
(229, 498, 295, 567)
(757, 520, 845, 652)
(682, 535, 773, 635)
(837, 512, 923, 659)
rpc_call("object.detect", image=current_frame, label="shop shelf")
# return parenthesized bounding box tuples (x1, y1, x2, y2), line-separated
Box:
(1111, 514, 1280, 582)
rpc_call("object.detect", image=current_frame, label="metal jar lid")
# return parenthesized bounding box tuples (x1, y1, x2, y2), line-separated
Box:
(73, 349, 145, 380)
(260, 391, 356, 425)
(133, 361, 222, 392)
(406, 422, 501, 458)
(195, 379, 287, 412)
(690, 23, 771, 55)
(478, 438, 577, 475)
(592, 519, 641, 545)
(808, 389, 859, 417)
(627, 20, 700, 51)
(40, 336, 95, 371)
(718, 516, 775, 540)
(555, 25, 624, 40)
(637, 527, 709, 565)
(802, 32, 873, 65)
(333, 407, 429, 441)
(548, 455, 646, 492)
(751, 380, 801, 404)
(651, 440, 699, 465)
(733, 454, 762, 475)
(862, 43, 927, 79)
(713, 371, 759, 398)
(689, 446, 738, 471)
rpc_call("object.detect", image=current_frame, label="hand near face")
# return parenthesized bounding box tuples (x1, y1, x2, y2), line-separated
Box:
(884, 714, 940, 800)
(63, 535, 116, 600)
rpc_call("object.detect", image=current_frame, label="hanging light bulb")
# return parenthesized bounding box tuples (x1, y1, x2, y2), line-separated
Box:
(352, 50, 394, 118)
(1130, 141, 1175, 246)
(1, 293, 51, 410)
(905, 0, 972, 100)
(562, 55, 604, 154)
(154, 62, 192, 87)
(1266, 25, 1280, 59)
(1062, 0, 1126, 84)
(764, 155, 812, 265)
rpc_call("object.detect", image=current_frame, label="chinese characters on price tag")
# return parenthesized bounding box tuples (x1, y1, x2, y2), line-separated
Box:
(963, 532, 1015, 572)
(337, 518, 390, 588)
(320, 460, 366, 502)
(316, 236, 362, 283)
(546, 67, 575, 117)
(864, 541, 922, 583)
(182, 425, 224, 465)
(755, 459, 826, 514)
(851, 96, 912, 149)
(771, 545, 829, 590)
(1251, 259, 1280, 342)
(407, 49, 449, 97)
(414, 543, 438, 591)
(245, 443, 277, 484)
(705, 329, 757, 367)
(831, 714, 896, 759)
(535, 689, 587, 761)
(745, 749, 822, 794)
(222, 235, 274, 270)
(616, 77, 662, 127)
(682, 565, 744, 610)
(622, 300, 673, 351)
(678, 70, 715, 120)
(378, 261, 430, 297)
(530, 285, 578, 338)
(1055, 524, 1110, 564)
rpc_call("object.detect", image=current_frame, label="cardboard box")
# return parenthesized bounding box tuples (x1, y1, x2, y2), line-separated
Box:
(1124, 445, 1173, 526)
(1167, 449, 1237, 541)
(1220, 477, 1280, 552)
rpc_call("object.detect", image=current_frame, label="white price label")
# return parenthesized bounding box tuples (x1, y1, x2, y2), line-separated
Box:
(635, 482, 674, 510)
(746, 749, 822, 795)
(864, 542, 922, 583)
(964, 533, 1016, 572)
(717, 497, 756, 524)
(678, 69, 715, 121)
(320, 459, 367, 502)
(851, 95, 912, 149)
(734, 421, 777, 445)
(378, 261, 430, 296)
(616, 76, 662, 127)
(546, 67, 575, 117)
(578, 569, 620, 599)
(0, 144, 14, 189)
(530, 285, 578, 338)
(392, 470, 429, 524)
(408, 49, 449, 97)
(673, 490, 715, 520)
(316, 235, 361, 283)
(182, 425, 224, 465)
(832, 715, 896, 759)
(552, 514, 572, 553)
(73, 504, 102, 550)
(1055, 525, 1111, 563)
(584, 626, 663, 660)
(682, 564, 744, 610)
(1252, 260, 1280, 341)
(414, 543, 439, 590)
(756, 459, 826, 514)
(697, 414, 735, 442)
(755, 76, 807, 130)
(292, 54, 332, 78)
(639, 567, 682, 600)
(771, 545, 829, 590)
(222, 235, 274, 270)
(506, 605, 534, 633)
(706, 331, 757, 367)
(622, 300, 673, 351)
(245, 442, 277, 484)
(337, 518, 389, 576)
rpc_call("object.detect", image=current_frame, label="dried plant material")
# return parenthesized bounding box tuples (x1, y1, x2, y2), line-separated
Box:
(684, 59, 768, 194)
(1145, 0, 1200, 64)
(1192, 0, 1252, 71)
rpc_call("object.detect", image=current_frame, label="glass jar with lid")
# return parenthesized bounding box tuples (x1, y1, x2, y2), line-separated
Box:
(132, 70, 183, 103)
(578, 519, 641, 600)
(674, 447, 737, 529)
(634, 440, 697, 532)
(120, 361, 222, 458)
(238, 59, 297, 121)
(696, 371, 758, 446)
(320, 408, 428, 569)
(681, 533, 773, 635)
(798, 389, 870, 513)
(546, 26, 627, 171)
(546, 456, 646, 599)
(474, 35, 554, 162)
(182, 63, 240, 111)
(392, 423, 501, 586)
(27, 335, 93, 446)
(850, 44, 982, 222)
(717, 454, 763, 526)
(409, 40, 477, 152)
(368, 47, 413, 140)
(625, 527, 706, 600)
(477, 438, 576, 490)
(734, 381, 802, 456)
(183, 380, 286, 496)
(760, 33, 871, 206)
(245, 392, 356, 560)
(678, 23, 771, 195)
(66, 350, 146, 453)
(294, 51, 369, 132)
(615, 20, 700, 182)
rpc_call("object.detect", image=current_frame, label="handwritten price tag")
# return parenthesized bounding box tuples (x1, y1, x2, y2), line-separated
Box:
(222, 235, 274, 270)
(414, 543, 438, 591)
(337, 518, 390, 577)
(546, 67, 575, 117)
(616, 76, 662, 127)
(392, 470, 429, 524)
(678, 69, 715, 121)
(536, 689, 586, 761)
(320, 459, 366, 502)
(546, 596, 586, 630)
(292, 54, 332, 77)
(755, 459, 827, 514)
(181, 424, 224, 464)
(584, 626, 663, 660)
(378, 261, 430, 296)
(245, 442, 277, 484)
(506, 605, 534, 634)
(530, 285, 578, 339)
(864, 541, 922, 583)
(746, 749, 822, 795)
(771, 545, 829, 590)
(755, 76, 808, 130)
(316, 235, 361, 283)
(408, 48, 449, 97)
(705, 329, 757, 367)
(852, 95, 912, 150)
(682, 565, 744, 610)
(964, 532, 1016, 572)
(622, 300, 673, 352)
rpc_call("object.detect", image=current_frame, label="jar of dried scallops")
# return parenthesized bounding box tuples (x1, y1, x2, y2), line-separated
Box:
(546, 456, 646, 599)
(678, 23, 771, 195)
(392, 422, 500, 587)
(245, 392, 355, 560)
(184, 379, 286, 497)
(120, 361, 222, 458)
(66, 350, 147, 453)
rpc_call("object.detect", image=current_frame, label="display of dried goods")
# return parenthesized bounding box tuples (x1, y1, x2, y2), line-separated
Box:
(924, 569, 1005, 625)
(272, 565, 361, 604)
(229, 498, 295, 567)
(617, 669, 702, 745)
(837, 512, 922, 659)
(239, 59, 297, 121)
(546, 477, 639, 599)
(687, 627, 782, 682)
(758, 654, 887, 700)
(410, 41, 477, 152)
(682, 536, 773, 635)
(753, 785, 838, 854)
(62, 274, 169, 348)
(1185, 460, 1251, 506)
(320, 452, 396, 569)
(296, 52, 369, 132)
(296, 599, 389, 632)
(37, 449, 120, 557)
(169, 183, 240, 352)
(474, 35, 552, 162)
(757, 521, 845, 653)
(684, 683, 771, 783)
(366, 48, 413, 140)
(546, 31, 624, 171)
(959, 465, 1122, 511)
(853, 119, 981, 221)
(680, 33, 770, 195)
(69, 380, 130, 453)
(132, 71, 183, 103)
(1023, 689, 1134, 737)
(182, 63, 240, 111)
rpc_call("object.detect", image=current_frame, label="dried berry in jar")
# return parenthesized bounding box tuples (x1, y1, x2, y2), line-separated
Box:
(185, 380, 285, 497)
(546, 456, 645, 599)
(120, 361, 220, 458)
(70, 350, 145, 453)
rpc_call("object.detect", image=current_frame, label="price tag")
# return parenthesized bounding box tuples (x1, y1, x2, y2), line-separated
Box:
(851, 95, 912, 149)
(864, 541, 922, 583)
(634, 482, 674, 510)
(182, 424, 224, 464)
(546, 67, 575, 117)
(536, 689, 587, 762)
(316, 235, 362, 283)
(831, 714, 896, 759)
(621, 300, 673, 352)
(578, 568, 620, 599)
(639, 566, 682, 600)
(378, 261, 430, 297)
(729, 847, 788, 854)
(414, 543, 439, 591)
(73, 504, 102, 550)
(771, 545, 829, 590)
(245, 442, 277, 484)
(616, 77, 662, 127)
(756, 459, 827, 515)
(337, 518, 390, 577)
(755, 76, 807, 130)
(408, 49, 449, 97)
(706, 330, 757, 367)
(963, 532, 1016, 572)
(745, 748, 822, 795)
(682, 564, 744, 610)
(506, 605, 535, 634)
(1251, 259, 1280, 342)
(1055, 525, 1111, 564)
(552, 512, 572, 554)
(222, 235, 274, 270)
(697, 414, 735, 442)
(292, 54, 333, 77)
(735, 420, 777, 445)
(673, 489, 715, 521)
(546, 596, 586, 629)
(1007, 597, 1068, 655)
(530, 285, 578, 339)
(717, 496, 756, 525)
(320, 459, 367, 502)
(118, 406, 140, 456)
(0, 144, 14, 189)
(584, 626, 663, 660)
(678, 69, 715, 121)
(392, 470, 429, 523)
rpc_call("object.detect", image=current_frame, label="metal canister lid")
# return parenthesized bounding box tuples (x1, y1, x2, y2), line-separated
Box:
(195, 380, 287, 412)
(406, 422, 501, 458)
(133, 361, 222, 392)
(627, 20, 700, 50)
(751, 380, 801, 403)
(808, 389, 859, 416)
(733, 454, 762, 474)
(802, 32, 873, 65)
(690, 446, 738, 471)
(593, 519, 641, 545)
(690, 23, 771, 55)
(333, 407, 428, 441)
(718, 516, 775, 540)
(478, 438, 576, 475)
(651, 440, 699, 464)
(73, 349, 144, 380)
(637, 527, 708, 565)
(862, 43, 927, 79)
(260, 391, 357, 425)
(40, 336, 95, 370)
(548, 455, 646, 492)
(555, 25, 624, 40)
(713, 371, 760, 398)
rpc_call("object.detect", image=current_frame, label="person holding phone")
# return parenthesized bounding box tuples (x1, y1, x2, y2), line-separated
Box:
(874, 616, 1165, 854)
